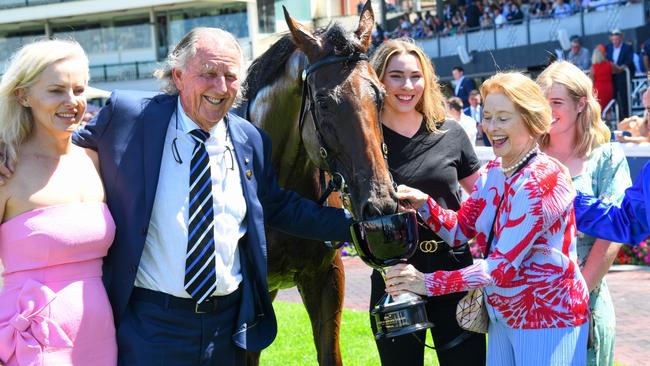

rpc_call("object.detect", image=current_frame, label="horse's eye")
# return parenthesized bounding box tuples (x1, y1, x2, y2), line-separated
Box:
(372, 88, 385, 108)
(316, 97, 330, 110)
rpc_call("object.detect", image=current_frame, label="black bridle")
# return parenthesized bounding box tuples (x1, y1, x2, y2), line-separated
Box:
(297, 52, 388, 206)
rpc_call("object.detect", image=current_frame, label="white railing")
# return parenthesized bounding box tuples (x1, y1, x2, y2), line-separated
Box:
(416, 2, 645, 59)
(0, 0, 80, 9)
(54, 24, 156, 65)
(475, 143, 649, 180)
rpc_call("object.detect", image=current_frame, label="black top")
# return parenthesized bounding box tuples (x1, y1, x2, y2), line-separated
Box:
(384, 119, 479, 212)
(382, 119, 480, 298)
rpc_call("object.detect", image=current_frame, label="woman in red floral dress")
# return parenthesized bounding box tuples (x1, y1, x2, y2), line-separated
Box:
(386, 72, 590, 366)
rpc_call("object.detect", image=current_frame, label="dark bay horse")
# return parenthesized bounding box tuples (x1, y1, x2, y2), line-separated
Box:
(242, 2, 397, 364)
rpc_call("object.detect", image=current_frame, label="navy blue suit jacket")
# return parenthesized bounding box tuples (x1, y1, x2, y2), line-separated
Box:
(73, 91, 352, 351)
(455, 77, 476, 107)
(606, 42, 635, 74)
(463, 105, 481, 123)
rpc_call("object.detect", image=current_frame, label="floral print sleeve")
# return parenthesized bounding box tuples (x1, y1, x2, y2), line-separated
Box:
(419, 158, 577, 297)
(416, 163, 493, 248)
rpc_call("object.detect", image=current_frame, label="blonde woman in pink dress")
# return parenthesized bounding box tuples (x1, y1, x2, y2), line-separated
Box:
(0, 40, 116, 365)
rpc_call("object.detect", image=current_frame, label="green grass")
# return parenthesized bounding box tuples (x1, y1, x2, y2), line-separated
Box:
(261, 301, 628, 366)
(260, 301, 439, 366)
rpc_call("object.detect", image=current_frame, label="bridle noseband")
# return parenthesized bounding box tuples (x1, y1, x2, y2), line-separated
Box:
(297, 52, 388, 207)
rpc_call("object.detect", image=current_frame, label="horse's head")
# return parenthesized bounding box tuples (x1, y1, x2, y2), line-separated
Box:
(283, 1, 398, 220)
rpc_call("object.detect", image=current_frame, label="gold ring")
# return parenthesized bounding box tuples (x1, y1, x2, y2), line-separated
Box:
(419, 240, 439, 253)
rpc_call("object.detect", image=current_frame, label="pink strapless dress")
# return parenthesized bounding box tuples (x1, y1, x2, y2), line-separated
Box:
(0, 202, 117, 366)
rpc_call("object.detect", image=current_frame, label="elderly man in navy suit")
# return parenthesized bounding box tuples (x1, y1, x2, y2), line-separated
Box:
(452, 66, 476, 107)
(69, 27, 352, 365)
(606, 28, 635, 118)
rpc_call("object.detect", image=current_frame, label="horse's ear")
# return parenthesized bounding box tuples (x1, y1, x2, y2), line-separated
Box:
(283, 6, 321, 59)
(355, 0, 374, 52)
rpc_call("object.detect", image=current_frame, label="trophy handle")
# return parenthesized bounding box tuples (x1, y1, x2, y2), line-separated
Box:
(377, 292, 391, 306)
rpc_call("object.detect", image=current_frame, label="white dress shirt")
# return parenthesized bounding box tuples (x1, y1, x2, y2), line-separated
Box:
(612, 45, 622, 64)
(469, 105, 481, 123)
(135, 100, 247, 297)
(454, 76, 464, 96)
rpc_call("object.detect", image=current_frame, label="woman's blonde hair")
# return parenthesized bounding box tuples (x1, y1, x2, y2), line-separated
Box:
(537, 61, 610, 157)
(480, 72, 551, 138)
(370, 38, 446, 132)
(0, 39, 88, 164)
(591, 45, 606, 65)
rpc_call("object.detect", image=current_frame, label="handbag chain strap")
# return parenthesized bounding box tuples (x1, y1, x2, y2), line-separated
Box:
(484, 194, 503, 258)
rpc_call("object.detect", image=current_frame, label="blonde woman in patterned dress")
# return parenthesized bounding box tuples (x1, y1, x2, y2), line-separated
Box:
(537, 60, 632, 366)
(385, 72, 590, 366)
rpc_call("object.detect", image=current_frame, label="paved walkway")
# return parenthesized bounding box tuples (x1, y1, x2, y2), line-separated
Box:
(276, 256, 650, 366)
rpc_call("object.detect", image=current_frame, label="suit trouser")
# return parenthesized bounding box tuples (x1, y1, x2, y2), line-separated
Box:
(613, 74, 629, 118)
(117, 289, 245, 366)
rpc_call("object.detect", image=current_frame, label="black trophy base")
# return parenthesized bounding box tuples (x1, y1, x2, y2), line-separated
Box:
(371, 293, 434, 340)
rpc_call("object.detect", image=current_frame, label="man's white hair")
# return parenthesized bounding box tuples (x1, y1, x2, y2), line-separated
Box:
(154, 27, 245, 98)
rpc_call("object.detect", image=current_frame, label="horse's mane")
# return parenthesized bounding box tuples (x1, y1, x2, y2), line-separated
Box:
(244, 23, 362, 102)
(244, 35, 297, 102)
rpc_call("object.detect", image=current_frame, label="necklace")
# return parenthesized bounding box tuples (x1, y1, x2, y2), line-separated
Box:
(501, 143, 539, 174)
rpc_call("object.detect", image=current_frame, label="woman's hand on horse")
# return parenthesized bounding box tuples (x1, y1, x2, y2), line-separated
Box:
(384, 263, 428, 296)
(396, 184, 429, 209)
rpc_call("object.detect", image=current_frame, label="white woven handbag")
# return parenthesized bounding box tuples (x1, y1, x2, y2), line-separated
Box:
(455, 191, 506, 334)
(456, 288, 488, 333)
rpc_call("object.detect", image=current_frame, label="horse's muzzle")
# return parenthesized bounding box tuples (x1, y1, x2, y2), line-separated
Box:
(349, 211, 419, 270)
(360, 197, 399, 220)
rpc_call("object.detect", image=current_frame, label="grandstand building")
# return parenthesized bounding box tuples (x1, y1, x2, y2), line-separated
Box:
(1, 0, 648, 114)
(1, 0, 647, 176)
(410, 1, 650, 118)
(0, 0, 370, 90)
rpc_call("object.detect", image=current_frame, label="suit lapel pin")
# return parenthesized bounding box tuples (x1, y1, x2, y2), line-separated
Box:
(244, 158, 250, 165)
(245, 170, 253, 179)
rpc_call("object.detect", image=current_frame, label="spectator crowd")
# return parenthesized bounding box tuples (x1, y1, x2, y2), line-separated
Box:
(380, 0, 634, 41)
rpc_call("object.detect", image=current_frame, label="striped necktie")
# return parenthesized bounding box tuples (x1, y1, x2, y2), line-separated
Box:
(184, 129, 217, 303)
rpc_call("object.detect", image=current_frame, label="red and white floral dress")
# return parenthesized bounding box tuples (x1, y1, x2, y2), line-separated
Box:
(418, 154, 589, 329)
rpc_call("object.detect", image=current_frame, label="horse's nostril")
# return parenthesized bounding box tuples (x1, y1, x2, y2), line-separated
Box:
(361, 202, 383, 220)
(361, 200, 399, 220)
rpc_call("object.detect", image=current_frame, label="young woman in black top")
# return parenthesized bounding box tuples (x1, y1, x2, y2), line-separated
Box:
(368, 39, 485, 365)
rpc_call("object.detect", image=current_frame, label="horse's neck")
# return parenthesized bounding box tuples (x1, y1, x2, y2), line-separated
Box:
(248, 51, 317, 193)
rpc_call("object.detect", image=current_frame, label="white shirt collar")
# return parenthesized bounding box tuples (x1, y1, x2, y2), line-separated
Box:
(176, 98, 228, 143)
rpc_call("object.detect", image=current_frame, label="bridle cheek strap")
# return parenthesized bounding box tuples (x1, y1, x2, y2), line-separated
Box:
(297, 53, 391, 209)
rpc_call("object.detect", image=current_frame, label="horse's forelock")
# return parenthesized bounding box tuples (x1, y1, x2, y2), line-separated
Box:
(244, 23, 363, 104)
(244, 35, 297, 101)
(321, 24, 362, 56)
